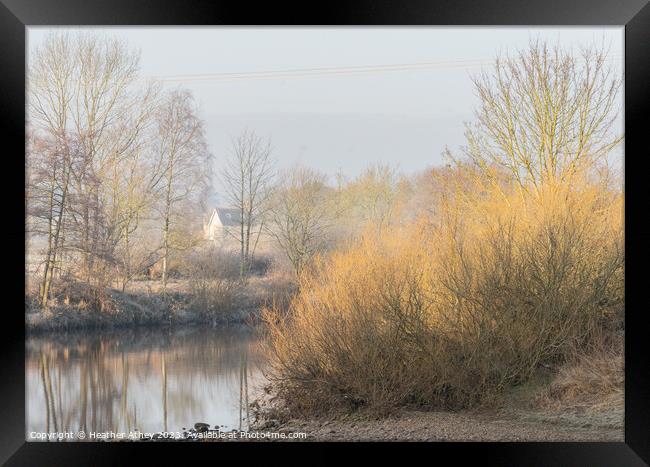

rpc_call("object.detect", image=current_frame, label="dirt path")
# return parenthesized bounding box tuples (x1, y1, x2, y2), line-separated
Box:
(258, 407, 623, 442)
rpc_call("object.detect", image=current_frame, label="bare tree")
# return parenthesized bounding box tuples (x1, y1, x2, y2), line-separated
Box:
(154, 89, 210, 290)
(267, 167, 335, 277)
(221, 130, 275, 280)
(27, 33, 78, 304)
(337, 164, 399, 235)
(28, 32, 185, 303)
(29, 32, 154, 299)
(109, 134, 165, 291)
(455, 40, 622, 194)
(66, 34, 146, 284)
(28, 32, 216, 306)
(26, 135, 77, 304)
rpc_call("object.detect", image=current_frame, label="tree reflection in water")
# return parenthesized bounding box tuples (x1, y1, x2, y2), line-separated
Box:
(27, 325, 265, 439)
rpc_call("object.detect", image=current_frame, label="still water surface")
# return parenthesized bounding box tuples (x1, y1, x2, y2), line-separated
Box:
(26, 325, 266, 437)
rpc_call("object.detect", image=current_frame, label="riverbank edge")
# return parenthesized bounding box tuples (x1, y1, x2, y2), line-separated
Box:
(143, 399, 623, 442)
(246, 407, 624, 442)
(25, 289, 260, 333)
(245, 392, 624, 442)
(244, 363, 624, 442)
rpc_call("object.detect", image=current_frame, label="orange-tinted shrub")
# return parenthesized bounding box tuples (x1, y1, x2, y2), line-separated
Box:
(263, 175, 623, 414)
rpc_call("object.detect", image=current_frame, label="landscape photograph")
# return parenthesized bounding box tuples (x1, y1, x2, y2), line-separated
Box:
(25, 26, 624, 442)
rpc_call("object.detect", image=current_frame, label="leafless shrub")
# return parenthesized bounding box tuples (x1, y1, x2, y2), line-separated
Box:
(262, 174, 623, 415)
(186, 249, 238, 317)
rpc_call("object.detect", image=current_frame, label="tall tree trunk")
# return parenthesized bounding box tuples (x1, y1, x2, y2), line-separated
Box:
(41, 152, 70, 306)
(40, 165, 57, 305)
(83, 196, 90, 282)
(240, 222, 245, 280)
(245, 209, 252, 270)
(240, 200, 245, 281)
(161, 161, 174, 291)
(122, 228, 130, 292)
(161, 239, 169, 289)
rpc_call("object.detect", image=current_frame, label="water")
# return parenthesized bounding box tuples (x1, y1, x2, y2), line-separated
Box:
(26, 325, 266, 439)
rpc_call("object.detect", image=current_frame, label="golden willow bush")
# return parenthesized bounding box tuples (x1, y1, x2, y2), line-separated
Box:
(263, 171, 623, 414)
(263, 39, 624, 414)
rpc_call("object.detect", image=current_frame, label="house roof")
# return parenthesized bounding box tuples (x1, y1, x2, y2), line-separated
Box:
(210, 207, 241, 227)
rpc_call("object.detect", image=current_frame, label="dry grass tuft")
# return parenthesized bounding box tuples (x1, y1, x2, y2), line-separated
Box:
(541, 349, 623, 412)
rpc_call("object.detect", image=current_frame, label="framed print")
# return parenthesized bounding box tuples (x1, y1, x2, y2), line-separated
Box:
(1, 0, 649, 465)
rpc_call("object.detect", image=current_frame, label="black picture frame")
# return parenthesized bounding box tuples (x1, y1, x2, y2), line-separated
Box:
(1, 1, 648, 465)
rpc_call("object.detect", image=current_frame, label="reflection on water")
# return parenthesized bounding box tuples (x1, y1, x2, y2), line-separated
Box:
(26, 325, 266, 439)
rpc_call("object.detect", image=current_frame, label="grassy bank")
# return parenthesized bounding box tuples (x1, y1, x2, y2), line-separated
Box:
(26, 275, 294, 333)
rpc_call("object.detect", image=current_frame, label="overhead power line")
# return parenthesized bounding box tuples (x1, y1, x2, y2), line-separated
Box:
(144, 55, 623, 84)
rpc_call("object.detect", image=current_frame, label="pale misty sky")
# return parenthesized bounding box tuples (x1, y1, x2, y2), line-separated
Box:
(28, 27, 623, 199)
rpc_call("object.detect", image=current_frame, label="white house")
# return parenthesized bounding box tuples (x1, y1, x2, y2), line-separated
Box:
(204, 207, 241, 247)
